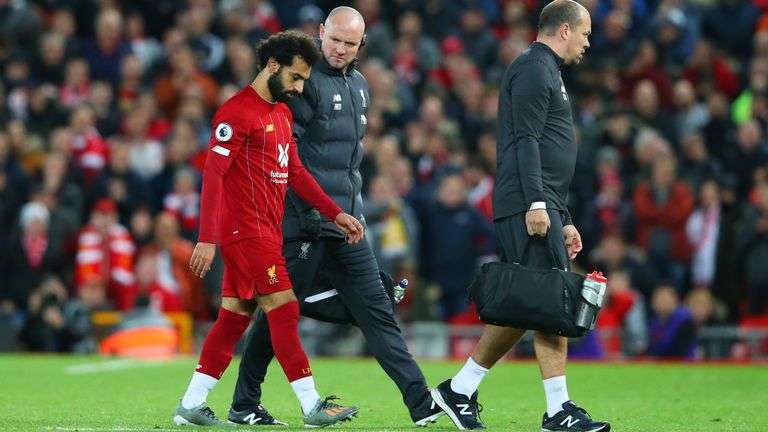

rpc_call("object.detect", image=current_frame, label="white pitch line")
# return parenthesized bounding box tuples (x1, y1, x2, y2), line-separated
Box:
(64, 358, 166, 374)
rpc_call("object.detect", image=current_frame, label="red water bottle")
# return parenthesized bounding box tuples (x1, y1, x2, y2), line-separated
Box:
(575, 271, 608, 330)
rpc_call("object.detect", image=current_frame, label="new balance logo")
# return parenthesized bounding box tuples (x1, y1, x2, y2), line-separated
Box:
(278, 143, 289, 168)
(561, 415, 580, 427)
(243, 413, 262, 425)
(456, 404, 472, 415)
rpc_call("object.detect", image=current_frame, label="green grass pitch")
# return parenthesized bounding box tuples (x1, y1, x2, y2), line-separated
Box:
(0, 355, 765, 431)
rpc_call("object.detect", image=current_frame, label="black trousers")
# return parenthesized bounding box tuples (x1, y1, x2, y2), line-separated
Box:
(231, 238, 432, 421)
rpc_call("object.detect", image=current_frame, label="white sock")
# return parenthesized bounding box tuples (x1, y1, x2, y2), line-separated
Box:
(543, 375, 570, 417)
(291, 376, 321, 415)
(450, 357, 489, 398)
(181, 371, 219, 409)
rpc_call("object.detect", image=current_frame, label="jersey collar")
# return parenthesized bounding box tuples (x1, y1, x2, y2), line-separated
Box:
(531, 41, 565, 68)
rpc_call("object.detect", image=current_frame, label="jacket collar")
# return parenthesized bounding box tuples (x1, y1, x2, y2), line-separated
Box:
(531, 41, 565, 68)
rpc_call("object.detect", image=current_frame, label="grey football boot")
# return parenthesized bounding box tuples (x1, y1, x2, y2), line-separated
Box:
(173, 401, 234, 427)
(303, 396, 359, 428)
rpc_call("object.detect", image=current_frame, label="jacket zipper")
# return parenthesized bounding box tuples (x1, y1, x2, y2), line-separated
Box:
(343, 74, 359, 218)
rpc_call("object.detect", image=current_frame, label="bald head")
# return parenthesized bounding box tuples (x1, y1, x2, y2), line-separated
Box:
(320, 7, 366, 71)
(325, 6, 365, 30)
(536, 0, 591, 64)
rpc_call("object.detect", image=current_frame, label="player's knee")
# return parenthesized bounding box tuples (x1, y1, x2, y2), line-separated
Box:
(258, 290, 298, 313)
(221, 297, 256, 316)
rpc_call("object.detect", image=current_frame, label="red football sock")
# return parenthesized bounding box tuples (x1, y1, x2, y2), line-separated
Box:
(266, 301, 312, 382)
(196, 307, 251, 379)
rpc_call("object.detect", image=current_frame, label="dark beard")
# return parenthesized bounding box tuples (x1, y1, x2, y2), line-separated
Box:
(267, 68, 297, 102)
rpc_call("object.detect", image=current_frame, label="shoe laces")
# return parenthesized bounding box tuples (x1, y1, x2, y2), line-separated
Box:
(320, 395, 344, 410)
(473, 400, 484, 423)
(200, 406, 217, 419)
(568, 402, 591, 420)
(255, 405, 275, 421)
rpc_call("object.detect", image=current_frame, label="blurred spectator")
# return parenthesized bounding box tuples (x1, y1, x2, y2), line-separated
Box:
(731, 58, 768, 125)
(34, 32, 68, 86)
(392, 10, 440, 85)
(364, 174, 419, 276)
(724, 119, 768, 199)
(701, 0, 759, 59)
(83, 9, 133, 86)
(672, 79, 708, 142)
(59, 58, 91, 109)
(217, 37, 257, 88)
(162, 167, 200, 239)
(463, 158, 494, 222)
(458, 7, 497, 73)
(356, 0, 394, 62)
(27, 85, 68, 140)
(620, 40, 674, 110)
(736, 183, 768, 316)
(135, 212, 209, 320)
(124, 106, 165, 181)
(418, 174, 494, 320)
(591, 235, 658, 298)
(0, 132, 30, 242)
(297, 4, 323, 38)
(686, 179, 722, 290)
(180, 5, 225, 73)
(129, 206, 155, 249)
(630, 79, 677, 143)
(362, 59, 416, 129)
(634, 156, 694, 289)
(581, 146, 633, 247)
(90, 140, 150, 225)
(19, 276, 92, 352)
(68, 105, 110, 185)
(75, 199, 136, 310)
(648, 284, 698, 359)
(686, 288, 725, 327)
(89, 81, 121, 138)
(38, 151, 82, 229)
(125, 12, 163, 71)
(2, 202, 69, 315)
(153, 45, 218, 119)
(681, 40, 740, 99)
(118, 54, 146, 113)
(651, 1, 698, 70)
(702, 92, 734, 161)
(679, 132, 722, 191)
(0, 0, 41, 54)
(7, 119, 45, 176)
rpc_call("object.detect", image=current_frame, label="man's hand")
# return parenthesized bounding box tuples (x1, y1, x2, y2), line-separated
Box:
(526, 209, 550, 236)
(189, 242, 216, 278)
(334, 213, 364, 244)
(563, 224, 583, 260)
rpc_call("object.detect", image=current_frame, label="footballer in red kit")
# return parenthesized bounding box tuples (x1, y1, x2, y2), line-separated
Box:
(173, 31, 362, 428)
(198, 84, 344, 299)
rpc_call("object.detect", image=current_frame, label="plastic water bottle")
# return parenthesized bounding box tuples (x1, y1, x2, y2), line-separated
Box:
(393, 279, 408, 304)
(575, 271, 608, 330)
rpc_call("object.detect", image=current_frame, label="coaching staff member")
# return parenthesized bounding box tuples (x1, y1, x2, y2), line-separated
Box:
(227, 6, 445, 428)
(431, 1, 610, 431)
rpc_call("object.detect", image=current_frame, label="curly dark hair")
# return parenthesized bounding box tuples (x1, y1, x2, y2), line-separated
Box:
(256, 30, 320, 69)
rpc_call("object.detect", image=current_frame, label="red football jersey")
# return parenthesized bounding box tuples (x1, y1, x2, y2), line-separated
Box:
(198, 86, 342, 246)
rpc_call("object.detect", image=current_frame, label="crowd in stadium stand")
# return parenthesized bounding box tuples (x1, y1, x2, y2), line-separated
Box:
(1, 0, 768, 359)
